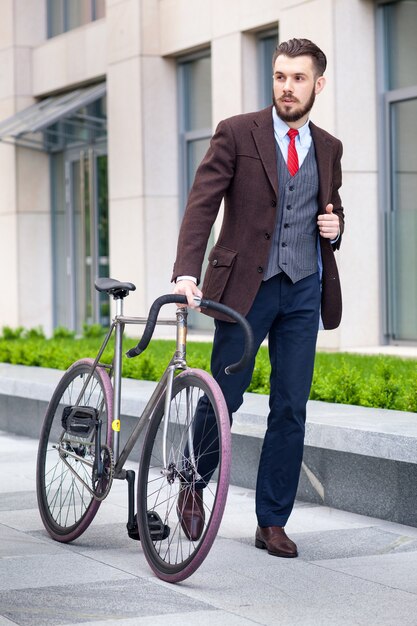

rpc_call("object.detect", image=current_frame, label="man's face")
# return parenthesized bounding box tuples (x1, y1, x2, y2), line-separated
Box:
(272, 54, 325, 126)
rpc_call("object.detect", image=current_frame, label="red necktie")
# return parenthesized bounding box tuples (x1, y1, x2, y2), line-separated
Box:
(287, 128, 299, 176)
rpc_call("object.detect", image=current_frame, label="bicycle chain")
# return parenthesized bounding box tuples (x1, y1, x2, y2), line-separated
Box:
(93, 444, 114, 501)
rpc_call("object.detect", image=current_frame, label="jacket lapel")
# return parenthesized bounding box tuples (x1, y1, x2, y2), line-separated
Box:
(251, 108, 278, 196)
(310, 122, 333, 213)
(250, 113, 334, 207)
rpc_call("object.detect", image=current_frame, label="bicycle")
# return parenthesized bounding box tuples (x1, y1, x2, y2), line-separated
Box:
(36, 277, 253, 583)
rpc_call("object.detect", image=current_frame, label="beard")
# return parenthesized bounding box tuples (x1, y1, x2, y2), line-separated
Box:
(273, 86, 316, 123)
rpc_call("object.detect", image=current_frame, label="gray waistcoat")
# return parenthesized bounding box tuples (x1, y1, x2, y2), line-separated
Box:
(264, 141, 319, 283)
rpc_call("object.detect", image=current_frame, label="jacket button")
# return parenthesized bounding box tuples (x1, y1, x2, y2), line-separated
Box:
(289, 185, 294, 192)
(271, 199, 277, 207)
(284, 223, 289, 228)
(257, 266, 263, 273)
(212, 259, 218, 266)
(264, 233, 271, 239)
(282, 242, 287, 247)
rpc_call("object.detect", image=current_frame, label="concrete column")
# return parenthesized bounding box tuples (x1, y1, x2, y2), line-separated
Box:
(0, 0, 51, 332)
(140, 0, 179, 308)
(106, 0, 147, 317)
(107, 0, 181, 318)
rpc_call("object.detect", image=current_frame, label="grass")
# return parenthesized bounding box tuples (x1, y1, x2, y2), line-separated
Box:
(0, 326, 416, 413)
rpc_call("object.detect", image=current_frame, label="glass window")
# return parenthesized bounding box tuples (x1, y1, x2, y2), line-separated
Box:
(67, 0, 92, 31)
(378, 0, 417, 342)
(178, 53, 212, 204)
(48, 0, 65, 37)
(181, 56, 212, 134)
(47, 0, 106, 38)
(94, 0, 106, 20)
(178, 52, 213, 330)
(386, 97, 417, 341)
(258, 29, 279, 108)
(382, 0, 417, 90)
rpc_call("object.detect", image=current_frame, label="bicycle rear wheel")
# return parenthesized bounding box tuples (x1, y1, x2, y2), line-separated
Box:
(36, 358, 113, 542)
(137, 368, 231, 582)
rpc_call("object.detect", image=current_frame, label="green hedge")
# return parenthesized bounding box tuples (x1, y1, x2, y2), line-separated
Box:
(0, 326, 416, 413)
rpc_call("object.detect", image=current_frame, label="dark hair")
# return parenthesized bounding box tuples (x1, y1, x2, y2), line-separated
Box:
(272, 38, 327, 77)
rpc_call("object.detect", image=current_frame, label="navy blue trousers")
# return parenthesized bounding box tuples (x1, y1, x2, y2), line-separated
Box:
(192, 272, 321, 527)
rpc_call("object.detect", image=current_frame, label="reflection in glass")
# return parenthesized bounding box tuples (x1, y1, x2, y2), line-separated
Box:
(179, 53, 213, 331)
(388, 98, 417, 340)
(258, 30, 278, 108)
(182, 57, 212, 132)
(384, 1, 417, 90)
(47, 0, 106, 38)
(187, 139, 210, 189)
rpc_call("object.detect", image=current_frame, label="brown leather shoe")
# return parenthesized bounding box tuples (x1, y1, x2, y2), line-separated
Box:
(255, 526, 298, 558)
(177, 485, 205, 541)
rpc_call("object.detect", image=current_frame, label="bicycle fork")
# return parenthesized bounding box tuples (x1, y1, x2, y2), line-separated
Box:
(161, 308, 200, 484)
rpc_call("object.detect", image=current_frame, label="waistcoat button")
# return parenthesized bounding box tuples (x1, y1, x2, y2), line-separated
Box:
(257, 266, 263, 273)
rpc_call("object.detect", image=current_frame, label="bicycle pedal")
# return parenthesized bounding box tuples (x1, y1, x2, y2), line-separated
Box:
(126, 512, 170, 541)
(147, 511, 170, 541)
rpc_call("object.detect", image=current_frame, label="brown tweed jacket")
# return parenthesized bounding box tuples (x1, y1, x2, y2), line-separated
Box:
(172, 106, 344, 329)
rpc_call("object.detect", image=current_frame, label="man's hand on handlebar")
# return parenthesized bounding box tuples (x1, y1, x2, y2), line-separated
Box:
(173, 279, 202, 309)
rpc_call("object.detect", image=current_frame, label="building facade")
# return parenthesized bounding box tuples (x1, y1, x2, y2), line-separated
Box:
(0, 0, 415, 349)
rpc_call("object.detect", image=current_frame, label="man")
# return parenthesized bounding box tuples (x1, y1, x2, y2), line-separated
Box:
(172, 38, 344, 557)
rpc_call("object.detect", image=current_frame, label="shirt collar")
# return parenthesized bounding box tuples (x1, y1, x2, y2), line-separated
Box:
(272, 106, 311, 145)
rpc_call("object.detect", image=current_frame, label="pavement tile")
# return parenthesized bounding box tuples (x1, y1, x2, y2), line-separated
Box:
(60, 611, 255, 626)
(0, 507, 45, 532)
(315, 550, 417, 594)
(159, 535, 417, 612)
(0, 552, 134, 592)
(237, 526, 417, 561)
(0, 525, 62, 558)
(0, 579, 215, 626)
(2, 431, 417, 626)
(235, 588, 417, 626)
(0, 491, 37, 512)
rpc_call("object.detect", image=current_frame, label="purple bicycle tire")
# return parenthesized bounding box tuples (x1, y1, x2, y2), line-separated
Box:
(137, 368, 231, 583)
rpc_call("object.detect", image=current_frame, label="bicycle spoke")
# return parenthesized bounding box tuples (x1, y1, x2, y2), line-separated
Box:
(137, 370, 231, 582)
(37, 360, 113, 542)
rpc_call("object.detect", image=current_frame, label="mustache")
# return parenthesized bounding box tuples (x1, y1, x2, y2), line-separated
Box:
(279, 95, 299, 103)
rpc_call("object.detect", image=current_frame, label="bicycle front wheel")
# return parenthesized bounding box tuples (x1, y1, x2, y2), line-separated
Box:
(36, 358, 113, 542)
(137, 368, 231, 583)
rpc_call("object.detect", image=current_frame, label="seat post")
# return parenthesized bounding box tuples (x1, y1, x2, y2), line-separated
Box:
(112, 295, 125, 462)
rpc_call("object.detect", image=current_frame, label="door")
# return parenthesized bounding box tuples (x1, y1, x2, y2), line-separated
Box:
(53, 147, 109, 332)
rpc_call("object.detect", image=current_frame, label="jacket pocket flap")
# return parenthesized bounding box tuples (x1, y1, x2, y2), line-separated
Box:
(208, 246, 237, 268)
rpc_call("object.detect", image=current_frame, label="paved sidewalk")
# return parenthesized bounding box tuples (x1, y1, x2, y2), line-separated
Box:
(1, 431, 417, 626)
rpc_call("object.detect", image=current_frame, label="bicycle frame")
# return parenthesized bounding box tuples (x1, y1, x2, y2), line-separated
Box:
(73, 296, 192, 481)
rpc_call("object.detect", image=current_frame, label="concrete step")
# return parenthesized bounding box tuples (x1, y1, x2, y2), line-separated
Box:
(1, 362, 416, 527)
